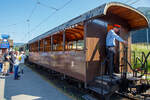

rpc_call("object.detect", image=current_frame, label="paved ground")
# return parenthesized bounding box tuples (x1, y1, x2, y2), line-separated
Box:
(0, 65, 72, 100)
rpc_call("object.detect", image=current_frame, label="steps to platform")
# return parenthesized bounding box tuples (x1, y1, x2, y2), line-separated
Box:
(96, 75, 121, 81)
(87, 75, 121, 98)
(95, 75, 121, 85)
(88, 86, 109, 95)
(87, 74, 145, 99)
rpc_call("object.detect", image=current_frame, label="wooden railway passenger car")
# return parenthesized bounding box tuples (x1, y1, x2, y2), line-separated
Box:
(28, 2, 149, 84)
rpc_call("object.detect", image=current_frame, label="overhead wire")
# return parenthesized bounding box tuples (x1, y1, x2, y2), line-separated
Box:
(27, 1, 38, 20)
(26, 0, 72, 40)
(27, 21, 30, 40)
(37, 1, 58, 11)
(25, 0, 39, 42)
(0, 32, 16, 34)
(124, 0, 132, 4)
(58, 0, 72, 10)
(128, 0, 141, 5)
(0, 21, 25, 28)
(25, 0, 141, 42)
(0, 0, 73, 42)
(29, 0, 73, 36)
(0, 0, 38, 42)
(2, 0, 140, 43)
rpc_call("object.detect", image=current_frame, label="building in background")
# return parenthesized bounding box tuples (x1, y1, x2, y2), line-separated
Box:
(0, 34, 13, 54)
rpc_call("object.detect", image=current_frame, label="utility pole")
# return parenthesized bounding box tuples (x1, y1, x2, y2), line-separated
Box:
(146, 28, 149, 49)
(146, 11, 150, 49)
(27, 19, 30, 41)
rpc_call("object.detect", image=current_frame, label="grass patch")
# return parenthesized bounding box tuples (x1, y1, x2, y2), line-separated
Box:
(131, 43, 150, 73)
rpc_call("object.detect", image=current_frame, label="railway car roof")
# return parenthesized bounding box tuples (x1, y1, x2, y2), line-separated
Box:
(28, 2, 149, 44)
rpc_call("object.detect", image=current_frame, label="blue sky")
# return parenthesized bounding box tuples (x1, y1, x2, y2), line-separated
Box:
(0, 0, 150, 43)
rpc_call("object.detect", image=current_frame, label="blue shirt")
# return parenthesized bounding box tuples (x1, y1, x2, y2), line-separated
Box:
(106, 29, 124, 47)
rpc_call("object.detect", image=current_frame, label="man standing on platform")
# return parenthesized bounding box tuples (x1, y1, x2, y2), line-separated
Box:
(106, 24, 127, 78)
(0, 52, 3, 73)
(14, 51, 20, 80)
(9, 51, 15, 74)
(2, 49, 10, 76)
(19, 51, 26, 74)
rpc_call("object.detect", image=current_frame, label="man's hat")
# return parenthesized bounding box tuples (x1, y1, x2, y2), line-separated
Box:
(113, 24, 121, 28)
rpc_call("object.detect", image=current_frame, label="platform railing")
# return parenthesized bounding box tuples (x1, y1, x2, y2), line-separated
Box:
(99, 46, 128, 94)
(123, 51, 150, 82)
(100, 46, 150, 94)
(101, 46, 150, 77)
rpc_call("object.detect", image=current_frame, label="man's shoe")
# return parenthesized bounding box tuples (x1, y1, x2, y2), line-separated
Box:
(17, 75, 20, 78)
(21, 70, 24, 74)
(14, 78, 20, 80)
(5, 73, 9, 76)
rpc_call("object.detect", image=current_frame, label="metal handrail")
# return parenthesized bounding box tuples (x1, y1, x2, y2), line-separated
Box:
(141, 52, 146, 62)
(100, 46, 150, 81)
(123, 51, 150, 78)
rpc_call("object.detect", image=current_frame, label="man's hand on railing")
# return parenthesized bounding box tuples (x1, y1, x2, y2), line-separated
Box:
(123, 41, 128, 46)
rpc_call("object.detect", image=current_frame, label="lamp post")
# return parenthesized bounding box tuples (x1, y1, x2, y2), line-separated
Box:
(146, 28, 149, 49)
(146, 11, 150, 49)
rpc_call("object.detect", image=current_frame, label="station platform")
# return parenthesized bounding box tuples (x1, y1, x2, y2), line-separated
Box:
(0, 65, 72, 100)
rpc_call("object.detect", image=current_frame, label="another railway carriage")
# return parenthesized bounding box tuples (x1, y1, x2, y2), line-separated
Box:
(28, 2, 149, 84)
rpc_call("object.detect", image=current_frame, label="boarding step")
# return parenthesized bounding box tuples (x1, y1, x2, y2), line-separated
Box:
(87, 84, 119, 100)
(95, 75, 121, 85)
(88, 86, 109, 95)
(82, 94, 98, 100)
(91, 81, 119, 93)
(87, 75, 120, 94)
(92, 80, 114, 91)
